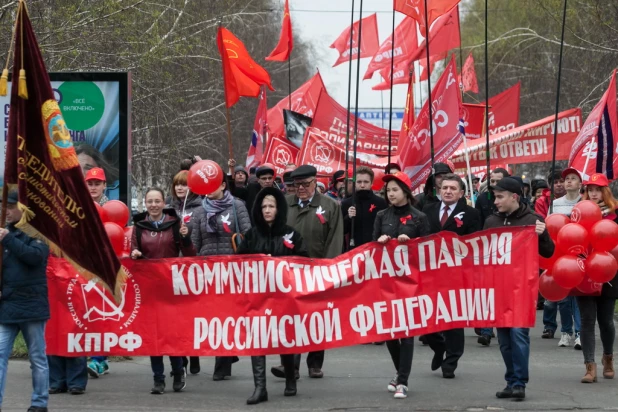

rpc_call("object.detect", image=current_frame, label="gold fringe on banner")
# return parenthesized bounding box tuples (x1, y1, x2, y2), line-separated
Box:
(0, 69, 8, 96)
(18, 69, 27, 100)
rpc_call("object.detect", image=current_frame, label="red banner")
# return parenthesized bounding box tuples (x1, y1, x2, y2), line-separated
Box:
(330, 13, 380, 67)
(464, 83, 521, 140)
(262, 135, 299, 176)
(398, 56, 462, 190)
(265, 0, 293, 62)
(459, 52, 478, 93)
(311, 91, 399, 156)
(394, 0, 461, 31)
(365, 16, 418, 80)
(452, 108, 582, 168)
(267, 73, 326, 138)
(46, 227, 539, 356)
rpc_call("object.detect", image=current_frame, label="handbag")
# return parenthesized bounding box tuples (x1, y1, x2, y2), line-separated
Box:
(231, 200, 244, 253)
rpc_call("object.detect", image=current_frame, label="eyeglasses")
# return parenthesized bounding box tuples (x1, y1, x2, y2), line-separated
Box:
(293, 179, 315, 188)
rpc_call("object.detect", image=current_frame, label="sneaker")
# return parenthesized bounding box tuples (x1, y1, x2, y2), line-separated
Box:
(172, 372, 186, 392)
(574, 333, 582, 350)
(558, 332, 571, 347)
(99, 360, 110, 375)
(87, 360, 100, 378)
(541, 329, 555, 339)
(394, 384, 408, 399)
(478, 334, 491, 346)
(151, 381, 165, 394)
(387, 375, 397, 392)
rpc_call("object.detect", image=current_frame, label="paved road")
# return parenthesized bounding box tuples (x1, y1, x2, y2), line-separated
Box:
(3, 315, 618, 411)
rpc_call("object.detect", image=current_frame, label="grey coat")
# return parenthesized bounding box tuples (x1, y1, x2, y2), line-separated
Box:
(191, 196, 251, 256)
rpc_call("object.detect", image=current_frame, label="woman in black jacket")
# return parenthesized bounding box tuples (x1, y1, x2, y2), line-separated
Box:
(236, 186, 308, 405)
(373, 171, 430, 400)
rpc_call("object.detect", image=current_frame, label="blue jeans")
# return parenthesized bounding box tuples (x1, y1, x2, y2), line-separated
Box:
(543, 296, 581, 334)
(48, 356, 88, 390)
(150, 356, 184, 382)
(0, 321, 49, 408)
(497, 327, 529, 388)
(480, 328, 493, 336)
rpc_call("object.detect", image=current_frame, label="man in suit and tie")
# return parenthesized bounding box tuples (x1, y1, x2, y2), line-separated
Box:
(422, 173, 483, 379)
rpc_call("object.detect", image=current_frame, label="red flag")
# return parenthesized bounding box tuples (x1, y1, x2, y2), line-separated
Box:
(405, 7, 460, 64)
(400, 73, 416, 133)
(459, 52, 478, 93)
(3, 3, 126, 298)
(364, 17, 418, 80)
(463, 83, 521, 139)
(262, 135, 299, 175)
(372, 60, 410, 91)
(267, 73, 326, 138)
(569, 70, 618, 181)
(217, 27, 274, 108)
(397, 56, 463, 190)
(246, 88, 268, 169)
(266, 0, 293, 61)
(394, 0, 461, 31)
(330, 13, 380, 67)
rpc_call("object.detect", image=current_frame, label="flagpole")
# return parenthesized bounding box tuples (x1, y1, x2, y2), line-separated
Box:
(549, 0, 568, 214)
(350, 0, 364, 249)
(423, 0, 436, 194)
(582, 136, 595, 180)
(381, 91, 385, 129)
(457, 6, 464, 104)
(218, 21, 235, 175)
(387, 6, 396, 166)
(288, 50, 292, 110)
(484, 0, 490, 198)
(344, 0, 356, 198)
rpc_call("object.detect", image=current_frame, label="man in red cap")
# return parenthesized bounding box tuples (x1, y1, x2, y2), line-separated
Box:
(86, 167, 108, 206)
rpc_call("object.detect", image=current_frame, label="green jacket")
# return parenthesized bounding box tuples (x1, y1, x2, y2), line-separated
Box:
(286, 192, 343, 258)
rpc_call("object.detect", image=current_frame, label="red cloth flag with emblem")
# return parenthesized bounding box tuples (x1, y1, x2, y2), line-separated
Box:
(458, 52, 478, 93)
(246, 87, 268, 168)
(462, 82, 520, 139)
(266, 0, 293, 61)
(404, 6, 460, 64)
(397, 56, 463, 190)
(330, 13, 380, 67)
(2, 2, 126, 299)
(569, 70, 618, 181)
(267, 72, 326, 138)
(372, 52, 443, 91)
(394, 0, 461, 31)
(364, 17, 418, 80)
(217, 27, 274, 108)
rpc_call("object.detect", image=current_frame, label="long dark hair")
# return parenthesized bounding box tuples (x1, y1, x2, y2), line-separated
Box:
(75, 143, 119, 183)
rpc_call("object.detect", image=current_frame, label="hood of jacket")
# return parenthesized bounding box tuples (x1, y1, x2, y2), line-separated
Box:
(133, 208, 180, 232)
(495, 202, 535, 221)
(251, 186, 288, 235)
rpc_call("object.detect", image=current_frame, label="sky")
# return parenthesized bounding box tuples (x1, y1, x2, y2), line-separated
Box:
(289, 0, 410, 110)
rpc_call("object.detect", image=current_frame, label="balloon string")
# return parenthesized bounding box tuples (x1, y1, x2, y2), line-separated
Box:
(181, 191, 189, 218)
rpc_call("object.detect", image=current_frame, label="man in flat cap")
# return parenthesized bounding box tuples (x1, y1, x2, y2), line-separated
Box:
(270, 165, 343, 380)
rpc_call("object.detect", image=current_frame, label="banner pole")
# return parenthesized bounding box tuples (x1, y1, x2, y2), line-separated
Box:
(344, 0, 356, 198)
(422, 0, 435, 195)
(387, 7, 396, 166)
(288, 50, 292, 110)
(218, 20, 235, 175)
(549, 0, 568, 215)
(0, 184, 7, 298)
(458, 6, 465, 104)
(463, 135, 475, 207)
(484, 0, 490, 199)
(350, 0, 364, 249)
(582, 136, 595, 180)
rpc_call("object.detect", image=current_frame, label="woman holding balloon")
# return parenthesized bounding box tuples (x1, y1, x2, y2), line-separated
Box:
(577, 173, 618, 383)
(188, 160, 252, 381)
(131, 187, 196, 394)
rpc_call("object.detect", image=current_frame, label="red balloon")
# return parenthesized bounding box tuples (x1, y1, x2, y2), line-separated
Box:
(104, 222, 125, 256)
(589, 219, 618, 252)
(552, 255, 586, 289)
(585, 251, 618, 283)
(540, 251, 561, 271)
(576, 276, 603, 295)
(610, 244, 618, 263)
(123, 226, 133, 254)
(372, 169, 385, 191)
(570, 200, 602, 231)
(539, 272, 570, 302)
(557, 223, 589, 256)
(188, 160, 224, 196)
(102, 200, 130, 227)
(545, 214, 570, 242)
(94, 202, 108, 223)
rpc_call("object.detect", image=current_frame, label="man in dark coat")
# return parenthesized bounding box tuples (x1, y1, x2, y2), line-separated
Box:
(415, 162, 453, 211)
(270, 165, 343, 380)
(422, 174, 483, 379)
(341, 166, 388, 250)
(476, 167, 510, 224)
(483, 177, 554, 401)
(0, 191, 51, 412)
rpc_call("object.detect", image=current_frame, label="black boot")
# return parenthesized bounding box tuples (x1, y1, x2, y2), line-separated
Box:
(247, 356, 268, 405)
(189, 357, 200, 375)
(282, 354, 297, 396)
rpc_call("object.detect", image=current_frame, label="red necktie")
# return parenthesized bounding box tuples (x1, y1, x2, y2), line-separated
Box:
(440, 206, 449, 227)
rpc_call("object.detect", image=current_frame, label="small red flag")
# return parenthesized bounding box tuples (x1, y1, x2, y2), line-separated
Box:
(217, 27, 274, 108)
(459, 52, 478, 93)
(394, 0, 461, 31)
(372, 60, 411, 91)
(246, 87, 268, 169)
(330, 13, 380, 67)
(405, 6, 461, 64)
(266, 0, 293, 62)
(365, 17, 418, 80)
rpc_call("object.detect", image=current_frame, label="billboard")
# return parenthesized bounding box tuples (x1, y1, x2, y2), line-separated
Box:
(356, 109, 405, 132)
(1, 72, 131, 204)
